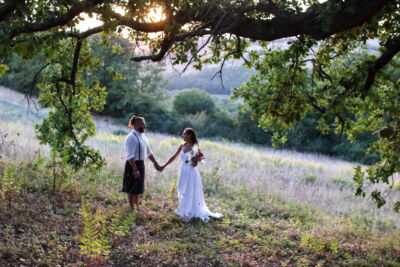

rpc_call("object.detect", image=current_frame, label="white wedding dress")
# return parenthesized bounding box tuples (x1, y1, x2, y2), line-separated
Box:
(175, 150, 223, 221)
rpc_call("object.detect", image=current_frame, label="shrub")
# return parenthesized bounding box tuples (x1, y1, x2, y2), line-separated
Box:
(302, 174, 317, 183)
(173, 88, 215, 115)
(331, 177, 353, 190)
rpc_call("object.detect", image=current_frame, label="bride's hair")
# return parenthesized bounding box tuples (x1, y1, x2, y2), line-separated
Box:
(184, 128, 198, 145)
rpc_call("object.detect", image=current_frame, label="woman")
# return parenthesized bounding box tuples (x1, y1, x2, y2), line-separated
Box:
(161, 128, 222, 221)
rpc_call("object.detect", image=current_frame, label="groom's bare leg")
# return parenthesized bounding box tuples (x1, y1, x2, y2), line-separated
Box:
(128, 194, 134, 208)
(133, 194, 139, 207)
(128, 194, 139, 209)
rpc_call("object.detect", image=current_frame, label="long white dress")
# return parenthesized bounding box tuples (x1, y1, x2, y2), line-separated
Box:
(175, 150, 223, 221)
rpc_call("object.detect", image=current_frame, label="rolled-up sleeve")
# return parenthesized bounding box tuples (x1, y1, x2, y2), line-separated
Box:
(146, 145, 153, 157)
(144, 135, 153, 157)
(124, 135, 137, 160)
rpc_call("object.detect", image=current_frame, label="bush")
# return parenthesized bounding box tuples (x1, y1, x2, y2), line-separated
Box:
(302, 174, 317, 183)
(144, 111, 192, 136)
(331, 177, 353, 190)
(173, 88, 215, 115)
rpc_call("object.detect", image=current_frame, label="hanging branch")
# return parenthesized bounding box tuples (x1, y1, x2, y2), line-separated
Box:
(71, 38, 83, 89)
(361, 36, 400, 96)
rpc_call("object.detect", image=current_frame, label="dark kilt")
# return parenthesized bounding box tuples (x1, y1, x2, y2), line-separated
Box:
(122, 160, 145, 195)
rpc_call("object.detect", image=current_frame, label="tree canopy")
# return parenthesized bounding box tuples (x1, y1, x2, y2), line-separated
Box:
(1, 0, 399, 210)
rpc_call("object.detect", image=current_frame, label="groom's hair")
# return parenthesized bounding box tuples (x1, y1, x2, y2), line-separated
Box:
(128, 115, 144, 127)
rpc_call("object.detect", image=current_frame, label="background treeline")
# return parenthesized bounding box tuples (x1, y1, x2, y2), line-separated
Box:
(0, 35, 379, 164)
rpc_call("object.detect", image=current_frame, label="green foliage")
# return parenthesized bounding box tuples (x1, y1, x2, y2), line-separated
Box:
(45, 153, 73, 192)
(79, 205, 111, 257)
(284, 113, 379, 164)
(234, 36, 400, 210)
(0, 162, 21, 209)
(0, 0, 399, 211)
(0, 64, 9, 77)
(235, 106, 272, 144)
(111, 129, 128, 136)
(331, 177, 353, 190)
(34, 39, 106, 170)
(173, 88, 215, 115)
(110, 212, 136, 237)
(0, 53, 44, 94)
(300, 233, 339, 256)
(302, 173, 317, 184)
(87, 35, 166, 119)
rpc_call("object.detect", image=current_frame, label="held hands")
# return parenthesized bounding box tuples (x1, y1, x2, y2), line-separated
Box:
(160, 164, 166, 172)
(154, 162, 165, 172)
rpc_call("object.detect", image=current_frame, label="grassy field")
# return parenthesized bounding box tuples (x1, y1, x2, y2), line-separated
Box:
(1, 86, 400, 266)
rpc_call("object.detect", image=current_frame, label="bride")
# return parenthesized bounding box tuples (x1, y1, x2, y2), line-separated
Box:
(160, 128, 222, 221)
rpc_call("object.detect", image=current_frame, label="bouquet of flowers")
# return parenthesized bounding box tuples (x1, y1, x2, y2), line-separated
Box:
(190, 145, 205, 166)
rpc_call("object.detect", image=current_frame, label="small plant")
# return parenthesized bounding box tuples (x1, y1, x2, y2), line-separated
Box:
(0, 131, 16, 158)
(79, 205, 111, 258)
(302, 174, 317, 183)
(300, 233, 339, 256)
(0, 163, 21, 210)
(331, 177, 353, 190)
(110, 211, 136, 237)
(46, 153, 71, 192)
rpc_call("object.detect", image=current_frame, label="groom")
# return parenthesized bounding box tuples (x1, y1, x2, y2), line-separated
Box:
(122, 115, 161, 209)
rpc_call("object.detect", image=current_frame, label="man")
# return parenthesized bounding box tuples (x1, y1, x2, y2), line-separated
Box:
(122, 115, 161, 209)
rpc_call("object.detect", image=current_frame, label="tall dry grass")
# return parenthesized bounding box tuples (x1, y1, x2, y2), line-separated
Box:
(1, 85, 400, 228)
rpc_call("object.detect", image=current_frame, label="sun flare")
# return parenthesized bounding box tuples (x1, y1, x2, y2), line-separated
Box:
(146, 6, 164, 22)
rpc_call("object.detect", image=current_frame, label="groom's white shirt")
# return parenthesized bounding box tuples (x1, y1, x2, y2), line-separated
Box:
(124, 129, 153, 161)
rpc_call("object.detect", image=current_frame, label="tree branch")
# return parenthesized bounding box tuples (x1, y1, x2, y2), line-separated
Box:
(131, 34, 174, 62)
(4, 0, 390, 53)
(131, 28, 212, 62)
(7, 0, 106, 40)
(67, 26, 104, 39)
(130, 0, 389, 63)
(94, 8, 190, 33)
(362, 36, 400, 94)
(71, 39, 83, 89)
(230, 0, 390, 41)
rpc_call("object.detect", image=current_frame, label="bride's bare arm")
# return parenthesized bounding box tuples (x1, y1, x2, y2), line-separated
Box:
(161, 145, 182, 169)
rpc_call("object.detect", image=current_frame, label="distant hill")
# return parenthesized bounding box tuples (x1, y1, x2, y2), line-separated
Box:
(164, 65, 254, 95)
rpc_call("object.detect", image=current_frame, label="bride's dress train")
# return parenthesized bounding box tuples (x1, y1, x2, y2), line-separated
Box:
(175, 151, 223, 221)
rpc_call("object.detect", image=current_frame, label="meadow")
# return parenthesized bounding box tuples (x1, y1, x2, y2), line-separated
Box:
(1, 86, 400, 266)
